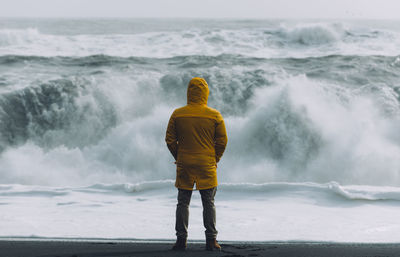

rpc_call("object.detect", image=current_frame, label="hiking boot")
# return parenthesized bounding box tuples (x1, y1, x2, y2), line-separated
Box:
(172, 237, 187, 251)
(206, 238, 221, 251)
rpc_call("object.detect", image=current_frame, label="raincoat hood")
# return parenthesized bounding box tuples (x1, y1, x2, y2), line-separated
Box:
(187, 77, 209, 105)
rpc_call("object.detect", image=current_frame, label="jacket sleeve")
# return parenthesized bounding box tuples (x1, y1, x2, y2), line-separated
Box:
(165, 111, 178, 160)
(215, 113, 227, 163)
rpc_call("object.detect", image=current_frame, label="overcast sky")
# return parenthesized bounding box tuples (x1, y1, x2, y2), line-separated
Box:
(0, 0, 399, 19)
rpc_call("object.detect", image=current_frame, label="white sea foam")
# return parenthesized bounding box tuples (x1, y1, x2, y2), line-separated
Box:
(222, 75, 400, 186)
(0, 28, 41, 46)
(1, 21, 400, 58)
(3, 180, 400, 202)
(280, 23, 345, 45)
(1, 181, 400, 242)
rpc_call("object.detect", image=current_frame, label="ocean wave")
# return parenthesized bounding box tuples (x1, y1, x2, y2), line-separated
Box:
(278, 23, 345, 45)
(1, 21, 400, 58)
(221, 182, 400, 201)
(83, 181, 400, 201)
(0, 77, 117, 151)
(85, 180, 174, 193)
(1, 53, 399, 67)
(3, 181, 400, 202)
(0, 28, 41, 47)
(1, 19, 400, 242)
(0, 53, 399, 187)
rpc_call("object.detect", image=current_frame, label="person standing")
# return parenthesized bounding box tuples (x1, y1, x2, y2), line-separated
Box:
(165, 77, 228, 251)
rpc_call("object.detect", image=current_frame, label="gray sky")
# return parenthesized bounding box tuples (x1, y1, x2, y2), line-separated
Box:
(0, 0, 399, 19)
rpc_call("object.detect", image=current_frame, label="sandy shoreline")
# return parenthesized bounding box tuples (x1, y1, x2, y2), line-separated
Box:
(1, 239, 400, 257)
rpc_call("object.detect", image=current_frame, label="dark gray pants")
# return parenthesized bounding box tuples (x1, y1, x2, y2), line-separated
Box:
(175, 187, 217, 239)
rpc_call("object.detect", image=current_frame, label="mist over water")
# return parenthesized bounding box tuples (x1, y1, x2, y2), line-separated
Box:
(0, 19, 399, 187)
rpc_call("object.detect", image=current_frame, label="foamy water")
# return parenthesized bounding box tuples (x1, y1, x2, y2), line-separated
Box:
(0, 18, 399, 242)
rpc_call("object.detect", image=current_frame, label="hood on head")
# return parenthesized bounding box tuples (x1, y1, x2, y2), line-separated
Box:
(187, 77, 209, 105)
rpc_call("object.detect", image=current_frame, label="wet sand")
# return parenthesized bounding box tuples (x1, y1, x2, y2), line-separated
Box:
(1, 239, 400, 257)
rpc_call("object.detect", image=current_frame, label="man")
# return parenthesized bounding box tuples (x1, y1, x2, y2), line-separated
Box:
(165, 77, 228, 251)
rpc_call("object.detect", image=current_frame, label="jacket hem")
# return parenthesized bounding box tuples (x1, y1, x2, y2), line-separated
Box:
(195, 184, 218, 190)
(175, 185, 194, 191)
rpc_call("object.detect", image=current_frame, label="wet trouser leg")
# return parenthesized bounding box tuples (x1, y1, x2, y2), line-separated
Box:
(200, 187, 218, 239)
(175, 189, 193, 238)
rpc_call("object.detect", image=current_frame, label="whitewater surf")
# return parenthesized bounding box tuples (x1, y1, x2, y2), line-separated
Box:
(0, 18, 399, 242)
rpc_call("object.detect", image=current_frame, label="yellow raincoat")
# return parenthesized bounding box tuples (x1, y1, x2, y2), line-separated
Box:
(165, 77, 228, 190)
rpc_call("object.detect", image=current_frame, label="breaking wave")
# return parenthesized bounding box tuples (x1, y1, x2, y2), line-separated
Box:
(0, 19, 399, 189)
(1, 20, 400, 58)
(3, 180, 400, 202)
(0, 78, 117, 151)
(279, 23, 345, 45)
(0, 28, 41, 46)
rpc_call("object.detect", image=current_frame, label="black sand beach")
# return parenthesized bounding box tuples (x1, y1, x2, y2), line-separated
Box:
(1, 239, 400, 257)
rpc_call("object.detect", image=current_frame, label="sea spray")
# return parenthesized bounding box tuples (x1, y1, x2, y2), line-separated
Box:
(0, 19, 399, 187)
(0, 72, 399, 186)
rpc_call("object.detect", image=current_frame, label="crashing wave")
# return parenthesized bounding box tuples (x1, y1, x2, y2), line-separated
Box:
(0, 28, 42, 46)
(279, 23, 345, 45)
(0, 78, 117, 151)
